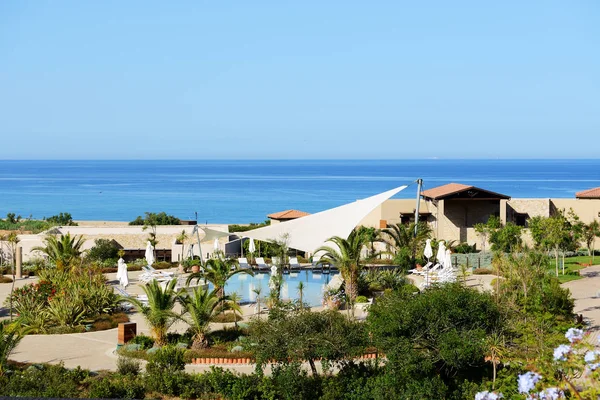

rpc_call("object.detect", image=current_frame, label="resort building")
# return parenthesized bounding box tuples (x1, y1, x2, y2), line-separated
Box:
(267, 209, 310, 224)
(362, 183, 600, 249)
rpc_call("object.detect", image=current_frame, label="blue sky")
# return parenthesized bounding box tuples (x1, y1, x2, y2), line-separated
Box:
(1, 1, 598, 159)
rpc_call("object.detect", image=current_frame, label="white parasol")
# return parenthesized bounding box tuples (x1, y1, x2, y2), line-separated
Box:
(445, 249, 453, 270)
(120, 260, 129, 288)
(145, 241, 154, 266)
(424, 239, 433, 260)
(248, 238, 256, 253)
(436, 241, 446, 266)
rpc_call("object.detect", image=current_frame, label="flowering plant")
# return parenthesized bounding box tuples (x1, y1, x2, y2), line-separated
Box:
(475, 327, 600, 399)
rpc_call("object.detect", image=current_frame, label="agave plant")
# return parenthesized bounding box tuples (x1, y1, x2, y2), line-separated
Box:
(32, 233, 86, 271)
(179, 287, 225, 349)
(124, 279, 181, 346)
(0, 320, 27, 376)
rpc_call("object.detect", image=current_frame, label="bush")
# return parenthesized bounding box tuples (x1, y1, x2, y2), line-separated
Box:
(88, 374, 145, 399)
(116, 356, 141, 376)
(46, 212, 77, 226)
(129, 212, 180, 226)
(355, 295, 369, 303)
(0, 363, 81, 398)
(454, 242, 477, 254)
(146, 346, 186, 374)
(212, 312, 240, 323)
(87, 239, 120, 262)
(473, 268, 494, 275)
(129, 334, 154, 350)
(0, 276, 13, 283)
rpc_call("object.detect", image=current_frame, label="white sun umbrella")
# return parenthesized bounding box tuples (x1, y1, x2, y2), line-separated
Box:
(120, 260, 129, 288)
(116, 258, 124, 281)
(248, 238, 256, 253)
(423, 240, 433, 285)
(436, 241, 446, 266)
(424, 239, 433, 261)
(213, 238, 219, 252)
(145, 241, 154, 267)
(445, 249, 453, 270)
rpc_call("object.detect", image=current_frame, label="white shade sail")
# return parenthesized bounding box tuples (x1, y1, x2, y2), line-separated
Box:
(242, 185, 408, 253)
(199, 226, 230, 243)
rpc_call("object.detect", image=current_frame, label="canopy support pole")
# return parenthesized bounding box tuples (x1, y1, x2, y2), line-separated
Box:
(414, 178, 423, 236)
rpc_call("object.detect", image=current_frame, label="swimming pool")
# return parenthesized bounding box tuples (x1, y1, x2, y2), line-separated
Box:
(222, 270, 340, 306)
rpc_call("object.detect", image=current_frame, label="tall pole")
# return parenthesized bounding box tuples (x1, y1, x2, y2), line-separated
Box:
(414, 178, 423, 236)
(193, 225, 204, 264)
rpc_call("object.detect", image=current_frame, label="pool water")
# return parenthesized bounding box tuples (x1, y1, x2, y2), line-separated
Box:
(222, 270, 340, 306)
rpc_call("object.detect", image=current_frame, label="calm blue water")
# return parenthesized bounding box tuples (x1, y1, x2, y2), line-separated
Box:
(221, 270, 339, 306)
(1, 159, 599, 223)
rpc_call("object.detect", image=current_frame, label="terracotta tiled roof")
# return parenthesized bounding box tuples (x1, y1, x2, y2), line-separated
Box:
(421, 183, 472, 199)
(421, 183, 510, 200)
(576, 187, 600, 199)
(267, 209, 310, 219)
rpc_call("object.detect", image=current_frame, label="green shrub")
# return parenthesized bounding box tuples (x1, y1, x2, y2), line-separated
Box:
(88, 374, 145, 399)
(129, 334, 154, 349)
(147, 346, 186, 374)
(454, 242, 477, 254)
(87, 238, 120, 262)
(473, 268, 494, 275)
(116, 356, 141, 376)
(355, 295, 369, 303)
(129, 212, 180, 226)
(1, 363, 81, 398)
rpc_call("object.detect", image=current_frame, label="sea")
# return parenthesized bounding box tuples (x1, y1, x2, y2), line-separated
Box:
(1, 159, 599, 224)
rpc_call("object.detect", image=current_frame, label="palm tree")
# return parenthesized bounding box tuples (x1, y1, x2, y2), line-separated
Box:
(124, 279, 180, 346)
(228, 292, 243, 329)
(0, 320, 26, 376)
(297, 281, 305, 309)
(315, 228, 369, 302)
(176, 230, 188, 263)
(186, 251, 253, 301)
(357, 226, 379, 257)
(179, 287, 223, 349)
(32, 233, 86, 271)
(252, 286, 263, 315)
(583, 220, 600, 263)
(380, 222, 432, 259)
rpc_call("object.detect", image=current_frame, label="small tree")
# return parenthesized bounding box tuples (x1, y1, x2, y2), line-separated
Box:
(179, 287, 224, 349)
(176, 230, 188, 263)
(5, 233, 20, 321)
(582, 220, 600, 263)
(249, 310, 367, 376)
(297, 281, 305, 310)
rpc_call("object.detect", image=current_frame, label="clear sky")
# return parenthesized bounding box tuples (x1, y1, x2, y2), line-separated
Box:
(1, 1, 598, 159)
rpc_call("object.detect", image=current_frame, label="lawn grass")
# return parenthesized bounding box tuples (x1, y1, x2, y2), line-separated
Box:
(548, 254, 599, 283)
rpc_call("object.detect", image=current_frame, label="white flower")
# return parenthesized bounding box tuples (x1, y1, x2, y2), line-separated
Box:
(565, 328, 584, 343)
(537, 387, 565, 399)
(553, 344, 571, 361)
(585, 350, 600, 370)
(475, 391, 503, 400)
(518, 371, 542, 394)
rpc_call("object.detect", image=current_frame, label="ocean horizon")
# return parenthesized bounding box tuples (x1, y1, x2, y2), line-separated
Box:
(1, 159, 599, 224)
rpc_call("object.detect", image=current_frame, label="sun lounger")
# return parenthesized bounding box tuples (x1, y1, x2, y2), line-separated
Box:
(408, 261, 433, 275)
(238, 257, 250, 269)
(255, 257, 269, 271)
(289, 257, 301, 270)
(114, 286, 148, 308)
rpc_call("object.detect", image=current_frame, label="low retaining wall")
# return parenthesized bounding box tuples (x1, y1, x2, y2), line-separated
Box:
(191, 353, 380, 365)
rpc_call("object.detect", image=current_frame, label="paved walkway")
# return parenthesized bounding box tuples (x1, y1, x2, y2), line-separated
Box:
(563, 265, 600, 344)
